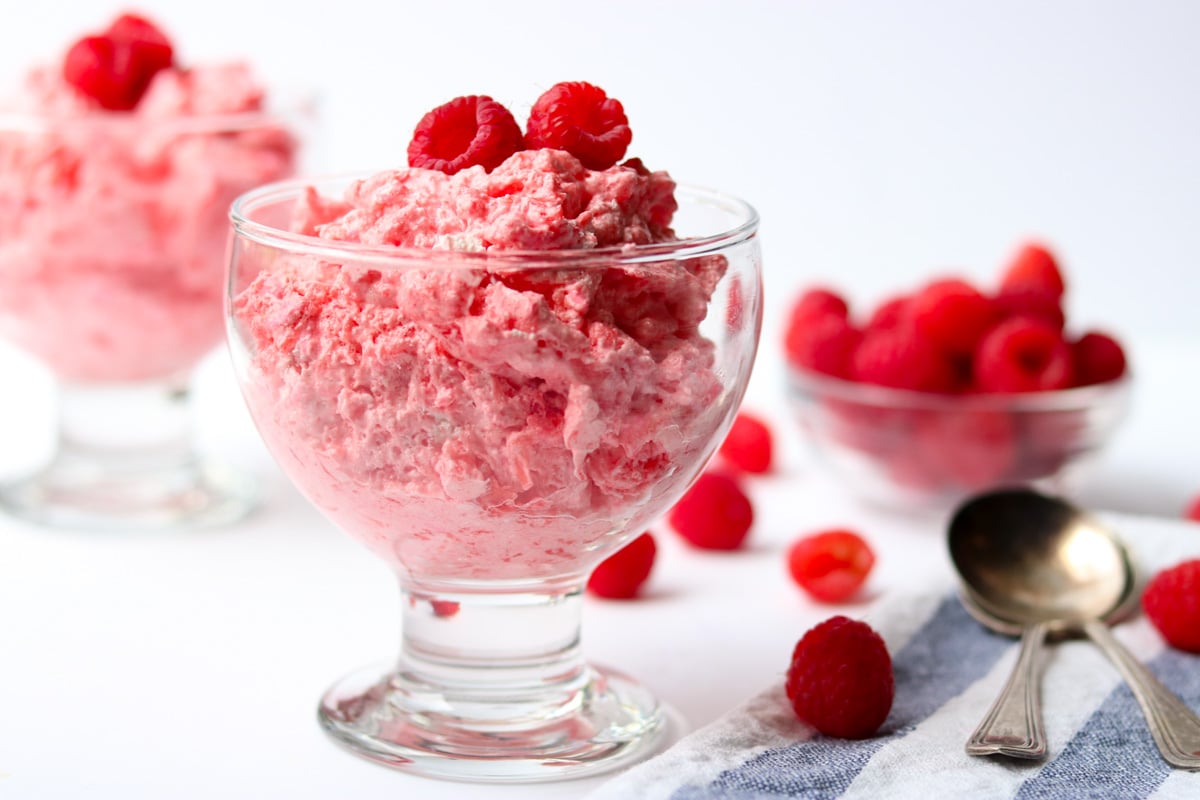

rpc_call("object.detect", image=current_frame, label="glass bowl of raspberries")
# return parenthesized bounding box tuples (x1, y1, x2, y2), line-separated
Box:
(784, 243, 1131, 510)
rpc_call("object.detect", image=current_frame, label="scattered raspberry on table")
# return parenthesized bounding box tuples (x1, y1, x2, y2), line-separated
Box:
(786, 529, 875, 603)
(1186, 496, 1200, 523)
(587, 532, 657, 599)
(718, 411, 774, 474)
(1142, 559, 1200, 654)
(668, 472, 753, 550)
(786, 615, 894, 738)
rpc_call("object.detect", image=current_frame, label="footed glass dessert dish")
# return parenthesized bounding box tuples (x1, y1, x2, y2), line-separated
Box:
(0, 75, 305, 529)
(226, 174, 762, 781)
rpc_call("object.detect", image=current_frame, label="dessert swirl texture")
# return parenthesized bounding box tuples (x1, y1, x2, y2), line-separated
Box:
(234, 150, 730, 579)
(0, 63, 297, 381)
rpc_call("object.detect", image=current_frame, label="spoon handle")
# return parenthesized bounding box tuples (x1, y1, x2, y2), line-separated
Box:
(1083, 620, 1200, 769)
(965, 621, 1048, 759)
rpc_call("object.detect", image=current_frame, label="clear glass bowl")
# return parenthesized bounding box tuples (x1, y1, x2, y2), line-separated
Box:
(0, 100, 309, 529)
(226, 176, 762, 781)
(786, 365, 1131, 511)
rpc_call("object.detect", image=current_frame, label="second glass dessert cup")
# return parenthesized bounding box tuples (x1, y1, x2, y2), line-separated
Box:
(226, 177, 762, 782)
(0, 103, 306, 529)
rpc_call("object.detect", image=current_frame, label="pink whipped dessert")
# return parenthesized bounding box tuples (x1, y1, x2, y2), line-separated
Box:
(0, 14, 297, 382)
(232, 87, 733, 580)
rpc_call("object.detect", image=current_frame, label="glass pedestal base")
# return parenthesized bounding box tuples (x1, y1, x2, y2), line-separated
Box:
(0, 456, 256, 531)
(0, 377, 256, 531)
(315, 586, 676, 783)
(318, 662, 671, 783)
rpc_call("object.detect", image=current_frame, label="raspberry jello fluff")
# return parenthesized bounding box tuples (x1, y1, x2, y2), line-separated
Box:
(231, 87, 750, 583)
(0, 15, 297, 382)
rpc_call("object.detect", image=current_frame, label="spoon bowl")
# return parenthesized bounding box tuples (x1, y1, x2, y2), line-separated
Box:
(949, 488, 1132, 632)
(949, 487, 1200, 769)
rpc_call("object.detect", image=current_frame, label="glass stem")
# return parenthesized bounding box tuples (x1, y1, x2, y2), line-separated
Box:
(56, 375, 195, 472)
(396, 581, 591, 728)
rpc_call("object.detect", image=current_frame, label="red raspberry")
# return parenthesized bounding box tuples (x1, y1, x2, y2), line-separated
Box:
(863, 295, 911, 334)
(668, 472, 753, 550)
(62, 14, 174, 111)
(853, 325, 958, 392)
(1000, 241, 1066, 298)
(884, 444, 946, 493)
(407, 95, 524, 175)
(786, 313, 861, 379)
(787, 529, 875, 603)
(587, 532, 656, 599)
(1071, 331, 1127, 386)
(785, 616, 894, 738)
(525, 81, 632, 170)
(1142, 559, 1200, 653)
(1186, 495, 1200, 522)
(789, 288, 849, 325)
(914, 409, 1016, 490)
(993, 287, 1066, 331)
(910, 278, 997, 357)
(107, 13, 174, 57)
(718, 411, 773, 474)
(974, 318, 1072, 393)
(430, 599, 461, 618)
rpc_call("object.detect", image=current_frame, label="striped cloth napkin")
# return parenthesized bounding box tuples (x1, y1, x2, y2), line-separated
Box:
(589, 514, 1200, 800)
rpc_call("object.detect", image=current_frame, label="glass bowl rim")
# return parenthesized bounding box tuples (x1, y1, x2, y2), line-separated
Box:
(787, 364, 1133, 413)
(0, 88, 316, 135)
(228, 173, 761, 269)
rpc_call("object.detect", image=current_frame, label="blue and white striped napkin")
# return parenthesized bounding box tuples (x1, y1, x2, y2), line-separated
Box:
(590, 514, 1200, 800)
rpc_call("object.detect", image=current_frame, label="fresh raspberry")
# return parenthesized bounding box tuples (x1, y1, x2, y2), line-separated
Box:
(863, 295, 911, 334)
(525, 81, 632, 170)
(107, 13, 174, 57)
(974, 318, 1073, 393)
(407, 95, 524, 175)
(992, 287, 1066, 331)
(914, 409, 1017, 490)
(786, 313, 861, 379)
(787, 529, 875, 603)
(62, 14, 174, 111)
(587, 532, 656, 599)
(718, 411, 773, 474)
(668, 472, 753, 550)
(1142, 559, 1200, 653)
(430, 599, 461, 618)
(1000, 241, 1066, 298)
(785, 616, 894, 738)
(1071, 331, 1127, 386)
(910, 278, 997, 357)
(789, 288, 849, 325)
(1186, 495, 1200, 523)
(620, 156, 650, 176)
(883, 444, 946, 493)
(853, 325, 958, 392)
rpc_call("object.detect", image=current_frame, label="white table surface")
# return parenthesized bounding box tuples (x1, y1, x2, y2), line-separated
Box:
(0, 337, 1197, 799)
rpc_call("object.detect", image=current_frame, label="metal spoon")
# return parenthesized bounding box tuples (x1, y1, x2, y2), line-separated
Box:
(948, 488, 1200, 769)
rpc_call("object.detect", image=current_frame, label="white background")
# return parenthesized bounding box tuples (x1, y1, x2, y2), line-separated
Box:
(4, 0, 1199, 345)
(2, 3, 1199, 798)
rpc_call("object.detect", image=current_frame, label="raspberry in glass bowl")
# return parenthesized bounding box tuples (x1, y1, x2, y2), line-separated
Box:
(784, 244, 1132, 510)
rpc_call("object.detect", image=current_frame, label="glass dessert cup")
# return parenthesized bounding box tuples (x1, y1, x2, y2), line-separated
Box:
(226, 176, 762, 782)
(0, 104, 305, 530)
(786, 365, 1132, 512)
